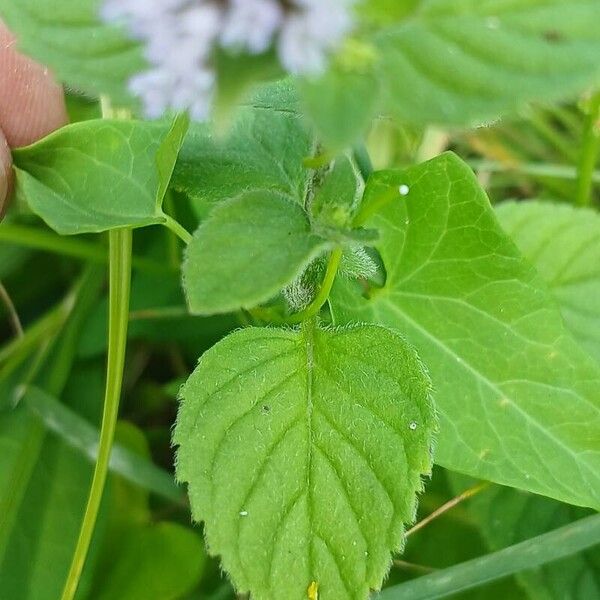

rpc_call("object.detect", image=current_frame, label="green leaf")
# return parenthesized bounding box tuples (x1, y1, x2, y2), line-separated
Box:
(12, 116, 188, 235)
(174, 322, 436, 600)
(310, 155, 363, 228)
(377, 513, 600, 600)
(373, 0, 600, 126)
(22, 385, 183, 504)
(496, 201, 600, 364)
(0, 409, 102, 599)
(447, 475, 600, 600)
(0, 0, 143, 105)
(172, 82, 313, 210)
(330, 152, 600, 510)
(183, 191, 333, 315)
(94, 522, 205, 600)
(299, 66, 379, 151)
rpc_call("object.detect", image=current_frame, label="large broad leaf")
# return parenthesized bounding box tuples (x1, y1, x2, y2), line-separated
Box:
(330, 152, 600, 510)
(374, 0, 600, 126)
(302, 0, 600, 146)
(496, 201, 600, 364)
(13, 116, 188, 235)
(182, 191, 333, 315)
(448, 474, 600, 600)
(0, 0, 143, 105)
(174, 323, 436, 600)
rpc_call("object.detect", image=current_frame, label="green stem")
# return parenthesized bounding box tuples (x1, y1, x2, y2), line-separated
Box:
(288, 248, 343, 324)
(352, 186, 400, 228)
(576, 92, 600, 207)
(60, 229, 132, 600)
(163, 214, 193, 245)
(163, 191, 182, 267)
(253, 248, 343, 326)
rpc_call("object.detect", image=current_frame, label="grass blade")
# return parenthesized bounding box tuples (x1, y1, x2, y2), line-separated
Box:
(21, 384, 183, 505)
(377, 513, 600, 599)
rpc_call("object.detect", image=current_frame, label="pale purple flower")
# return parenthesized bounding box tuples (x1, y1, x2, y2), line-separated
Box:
(221, 0, 284, 54)
(101, 0, 356, 120)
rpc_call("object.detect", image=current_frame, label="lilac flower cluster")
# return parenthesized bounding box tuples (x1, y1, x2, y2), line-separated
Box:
(101, 0, 355, 120)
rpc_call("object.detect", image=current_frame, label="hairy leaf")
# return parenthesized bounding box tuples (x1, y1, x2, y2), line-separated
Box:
(374, 0, 600, 126)
(330, 152, 600, 510)
(496, 201, 600, 363)
(183, 191, 333, 315)
(174, 323, 436, 600)
(0, 0, 143, 105)
(13, 116, 188, 234)
(172, 82, 312, 210)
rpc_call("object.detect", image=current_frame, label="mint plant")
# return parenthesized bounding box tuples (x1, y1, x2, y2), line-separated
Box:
(1, 1, 600, 600)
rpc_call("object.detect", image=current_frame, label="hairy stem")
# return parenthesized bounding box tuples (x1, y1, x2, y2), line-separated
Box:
(253, 247, 344, 325)
(60, 229, 132, 600)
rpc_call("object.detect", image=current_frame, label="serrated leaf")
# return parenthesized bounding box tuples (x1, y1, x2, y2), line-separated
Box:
(172, 82, 313, 210)
(12, 116, 188, 235)
(496, 201, 600, 364)
(447, 475, 600, 600)
(0, 0, 143, 105)
(374, 0, 600, 126)
(330, 152, 600, 510)
(174, 323, 436, 600)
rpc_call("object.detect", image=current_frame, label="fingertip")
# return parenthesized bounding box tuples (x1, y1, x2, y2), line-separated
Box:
(0, 20, 68, 148)
(0, 127, 11, 218)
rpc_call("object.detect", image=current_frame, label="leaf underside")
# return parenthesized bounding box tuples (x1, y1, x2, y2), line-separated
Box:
(174, 323, 436, 600)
